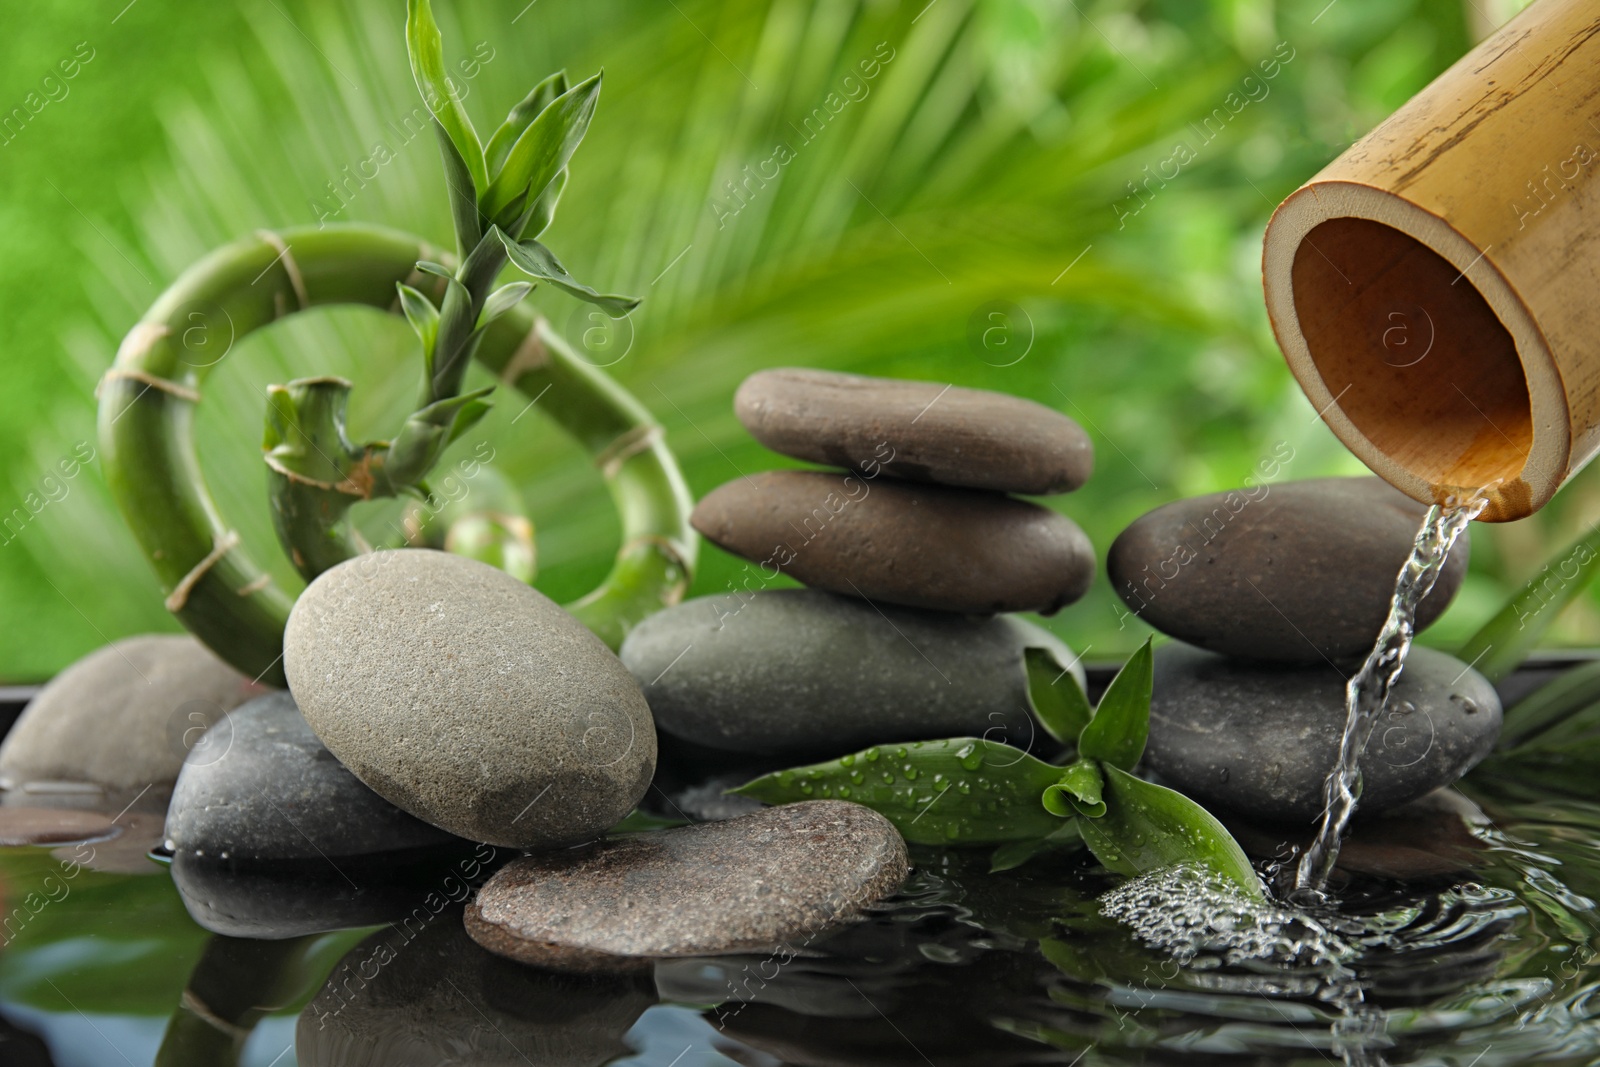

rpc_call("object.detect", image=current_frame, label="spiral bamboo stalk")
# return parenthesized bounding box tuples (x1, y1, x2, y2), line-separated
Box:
(97, 223, 695, 685)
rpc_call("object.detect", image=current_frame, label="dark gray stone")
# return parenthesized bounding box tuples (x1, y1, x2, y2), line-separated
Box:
(165, 692, 465, 861)
(465, 800, 909, 972)
(0, 635, 265, 791)
(692, 470, 1094, 615)
(1145, 642, 1501, 824)
(284, 550, 656, 849)
(734, 367, 1093, 494)
(298, 919, 653, 1066)
(1107, 477, 1470, 663)
(620, 589, 1085, 756)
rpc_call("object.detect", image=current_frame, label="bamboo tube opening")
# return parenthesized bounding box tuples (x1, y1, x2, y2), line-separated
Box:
(1265, 180, 1570, 523)
(1291, 216, 1531, 492)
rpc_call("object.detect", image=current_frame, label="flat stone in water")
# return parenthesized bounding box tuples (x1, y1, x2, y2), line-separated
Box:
(1144, 642, 1501, 824)
(1107, 477, 1469, 663)
(0, 635, 264, 791)
(692, 470, 1094, 614)
(0, 807, 116, 846)
(165, 691, 467, 861)
(284, 550, 656, 849)
(620, 589, 1085, 755)
(465, 800, 909, 972)
(734, 368, 1093, 494)
(299, 919, 653, 1066)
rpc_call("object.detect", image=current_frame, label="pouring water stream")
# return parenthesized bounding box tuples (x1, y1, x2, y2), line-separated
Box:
(1290, 493, 1488, 898)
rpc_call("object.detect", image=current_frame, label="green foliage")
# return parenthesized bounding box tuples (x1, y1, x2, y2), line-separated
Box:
(480, 73, 601, 228)
(739, 641, 1265, 898)
(1460, 524, 1600, 684)
(495, 230, 640, 316)
(1024, 646, 1092, 745)
(1, 0, 1510, 680)
(734, 738, 1066, 846)
(406, 0, 487, 193)
(1076, 639, 1152, 771)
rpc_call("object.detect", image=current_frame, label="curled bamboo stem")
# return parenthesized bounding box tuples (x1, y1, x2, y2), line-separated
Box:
(97, 223, 696, 685)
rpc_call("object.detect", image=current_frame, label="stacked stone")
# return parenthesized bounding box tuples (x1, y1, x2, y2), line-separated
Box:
(622, 368, 1098, 759)
(1107, 477, 1502, 826)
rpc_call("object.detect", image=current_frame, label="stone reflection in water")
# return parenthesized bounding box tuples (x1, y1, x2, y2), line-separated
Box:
(170, 843, 505, 939)
(296, 917, 655, 1065)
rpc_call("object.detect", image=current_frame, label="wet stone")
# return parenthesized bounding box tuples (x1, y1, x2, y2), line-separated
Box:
(284, 549, 656, 849)
(465, 800, 909, 972)
(692, 470, 1094, 615)
(1107, 477, 1469, 663)
(0, 635, 264, 791)
(164, 691, 467, 862)
(734, 367, 1093, 495)
(620, 588, 1085, 756)
(1144, 642, 1501, 824)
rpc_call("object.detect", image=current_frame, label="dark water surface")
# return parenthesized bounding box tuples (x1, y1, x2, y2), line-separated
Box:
(2, 669, 1599, 1066)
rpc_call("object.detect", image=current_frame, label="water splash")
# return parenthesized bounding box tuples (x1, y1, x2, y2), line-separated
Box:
(1293, 496, 1487, 898)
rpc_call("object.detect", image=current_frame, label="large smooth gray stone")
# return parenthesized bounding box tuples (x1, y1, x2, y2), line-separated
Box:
(165, 692, 464, 861)
(692, 470, 1095, 615)
(284, 550, 656, 849)
(0, 635, 263, 791)
(1144, 642, 1501, 824)
(1107, 477, 1469, 664)
(734, 367, 1093, 494)
(619, 589, 1085, 755)
(465, 800, 909, 972)
(297, 919, 653, 1066)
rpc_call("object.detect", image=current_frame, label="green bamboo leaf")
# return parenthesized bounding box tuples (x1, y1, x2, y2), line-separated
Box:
(479, 281, 533, 327)
(405, 0, 487, 194)
(396, 283, 440, 353)
(416, 260, 453, 280)
(480, 73, 601, 225)
(1459, 524, 1600, 683)
(732, 738, 1066, 846)
(1025, 646, 1092, 746)
(515, 168, 568, 240)
(1495, 658, 1600, 751)
(496, 232, 640, 316)
(383, 385, 494, 489)
(1077, 638, 1152, 771)
(485, 71, 569, 176)
(1076, 763, 1264, 900)
(989, 822, 1082, 873)
(432, 120, 482, 255)
(1042, 758, 1105, 818)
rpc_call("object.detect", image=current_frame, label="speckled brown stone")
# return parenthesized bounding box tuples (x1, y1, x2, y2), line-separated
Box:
(691, 470, 1094, 615)
(1107, 477, 1470, 663)
(0, 807, 116, 846)
(735, 368, 1093, 495)
(464, 800, 910, 973)
(284, 550, 656, 849)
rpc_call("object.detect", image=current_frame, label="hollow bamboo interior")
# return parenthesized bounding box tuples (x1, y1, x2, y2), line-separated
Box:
(1263, 0, 1600, 522)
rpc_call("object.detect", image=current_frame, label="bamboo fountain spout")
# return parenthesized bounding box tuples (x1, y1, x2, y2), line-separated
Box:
(1263, 0, 1600, 522)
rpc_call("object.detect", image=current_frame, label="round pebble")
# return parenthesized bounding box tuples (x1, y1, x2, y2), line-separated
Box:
(165, 691, 468, 862)
(0, 635, 263, 791)
(465, 800, 909, 972)
(1107, 477, 1470, 663)
(691, 470, 1094, 615)
(1143, 642, 1502, 824)
(735, 368, 1093, 494)
(284, 549, 656, 849)
(620, 588, 1085, 755)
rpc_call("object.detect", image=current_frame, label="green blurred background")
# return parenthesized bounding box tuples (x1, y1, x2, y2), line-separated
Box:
(0, 0, 1574, 684)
